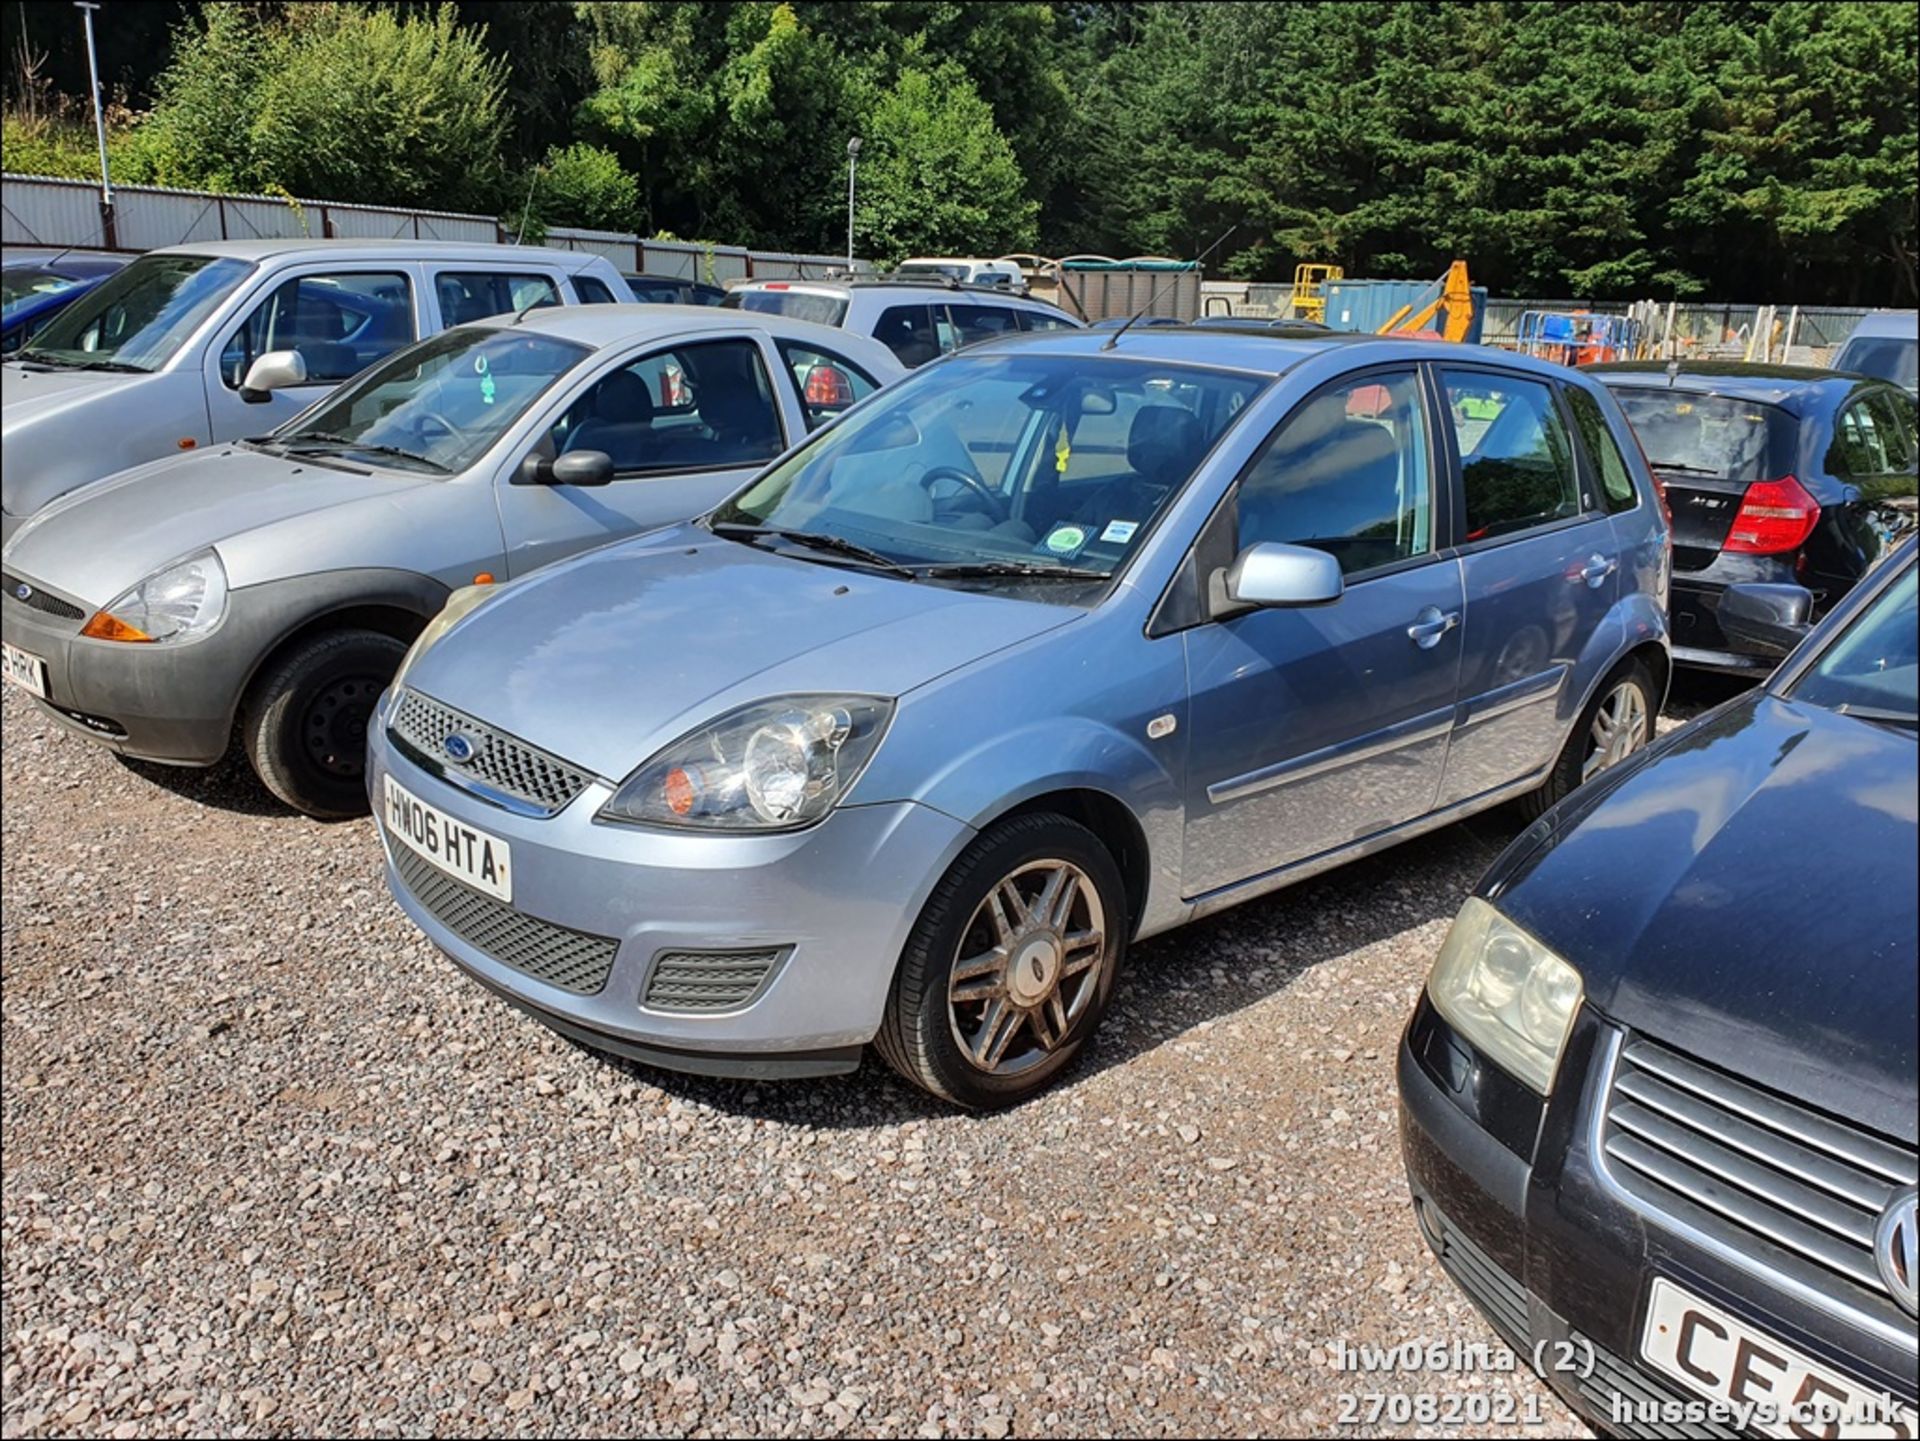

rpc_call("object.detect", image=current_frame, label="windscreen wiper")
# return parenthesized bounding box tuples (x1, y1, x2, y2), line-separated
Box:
(915, 560, 1110, 580)
(278, 433, 450, 472)
(1650, 461, 1723, 475)
(708, 522, 918, 579)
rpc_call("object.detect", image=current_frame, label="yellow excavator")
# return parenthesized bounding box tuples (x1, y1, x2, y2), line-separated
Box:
(1378, 260, 1476, 343)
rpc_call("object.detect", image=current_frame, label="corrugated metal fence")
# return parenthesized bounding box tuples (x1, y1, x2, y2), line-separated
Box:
(1, 173, 862, 282)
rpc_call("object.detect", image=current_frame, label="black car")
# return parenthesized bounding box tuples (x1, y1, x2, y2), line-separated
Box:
(622, 272, 728, 306)
(1399, 537, 1917, 1438)
(1591, 363, 1916, 675)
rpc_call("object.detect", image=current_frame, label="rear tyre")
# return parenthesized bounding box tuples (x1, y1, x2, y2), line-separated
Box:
(874, 813, 1127, 1109)
(242, 628, 407, 819)
(1516, 655, 1656, 821)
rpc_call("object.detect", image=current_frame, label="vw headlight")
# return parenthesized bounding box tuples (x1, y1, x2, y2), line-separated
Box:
(1426, 896, 1584, 1095)
(392, 583, 495, 689)
(600, 695, 893, 831)
(80, 548, 227, 644)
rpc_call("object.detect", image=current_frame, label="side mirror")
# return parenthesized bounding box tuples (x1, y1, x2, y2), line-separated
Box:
(549, 449, 615, 487)
(240, 349, 307, 403)
(1224, 542, 1344, 608)
(1718, 582, 1814, 658)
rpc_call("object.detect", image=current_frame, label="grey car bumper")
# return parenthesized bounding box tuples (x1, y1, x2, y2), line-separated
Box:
(367, 697, 979, 1073)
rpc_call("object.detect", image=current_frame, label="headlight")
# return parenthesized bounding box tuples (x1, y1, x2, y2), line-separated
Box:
(600, 695, 893, 831)
(1426, 896, 1584, 1095)
(80, 548, 227, 643)
(391, 583, 496, 690)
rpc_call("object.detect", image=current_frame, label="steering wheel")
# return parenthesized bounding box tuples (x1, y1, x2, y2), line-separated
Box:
(917, 465, 1008, 523)
(413, 410, 466, 447)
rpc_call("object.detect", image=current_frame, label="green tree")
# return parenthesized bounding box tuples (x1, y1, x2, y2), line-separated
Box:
(854, 66, 1037, 263)
(525, 142, 638, 232)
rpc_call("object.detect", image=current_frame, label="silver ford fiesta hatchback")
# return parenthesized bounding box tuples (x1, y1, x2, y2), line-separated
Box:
(369, 327, 1672, 1108)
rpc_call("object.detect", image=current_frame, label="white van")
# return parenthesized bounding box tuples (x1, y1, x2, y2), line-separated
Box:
(892, 257, 1027, 292)
(1, 239, 630, 543)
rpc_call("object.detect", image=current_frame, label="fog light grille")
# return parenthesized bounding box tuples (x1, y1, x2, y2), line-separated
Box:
(644, 949, 787, 1013)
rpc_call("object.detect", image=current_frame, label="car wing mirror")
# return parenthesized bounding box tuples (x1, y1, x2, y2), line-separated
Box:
(1718, 582, 1814, 658)
(240, 349, 307, 403)
(1220, 541, 1345, 610)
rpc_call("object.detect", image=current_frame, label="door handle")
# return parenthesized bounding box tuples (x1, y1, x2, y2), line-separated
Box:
(1579, 554, 1618, 589)
(1406, 607, 1461, 649)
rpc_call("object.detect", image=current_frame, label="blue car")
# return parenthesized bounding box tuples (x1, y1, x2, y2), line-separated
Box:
(0, 253, 128, 355)
(367, 329, 1672, 1107)
(1400, 535, 1917, 1436)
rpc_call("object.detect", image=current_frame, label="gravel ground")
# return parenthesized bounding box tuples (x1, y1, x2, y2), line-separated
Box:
(1, 677, 1735, 1438)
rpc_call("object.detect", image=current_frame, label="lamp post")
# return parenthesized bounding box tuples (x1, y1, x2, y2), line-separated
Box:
(74, 0, 116, 246)
(845, 136, 862, 271)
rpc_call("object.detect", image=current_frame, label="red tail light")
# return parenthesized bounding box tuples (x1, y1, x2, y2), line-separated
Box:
(803, 364, 852, 407)
(1724, 475, 1820, 555)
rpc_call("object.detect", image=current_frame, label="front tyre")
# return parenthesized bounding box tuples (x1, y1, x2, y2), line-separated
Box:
(1516, 655, 1656, 820)
(242, 628, 408, 819)
(875, 813, 1127, 1109)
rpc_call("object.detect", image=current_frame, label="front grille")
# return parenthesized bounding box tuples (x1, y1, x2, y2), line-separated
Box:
(1, 572, 85, 621)
(643, 949, 787, 1013)
(1600, 1039, 1918, 1334)
(393, 845, 617, 994)
(389, 688, 593, 814)
(1426, 1210, 1740, 1440)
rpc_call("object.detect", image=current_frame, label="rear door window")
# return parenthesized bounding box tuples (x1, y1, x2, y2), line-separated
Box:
(1016, 309, 1077, 332)
(1441, 371, 1582, 541)
(221, 270, 414, 387)
(572, 275, 621, 305)
(546, 337, 785, 474)
(871, 304, 943, 367)
(434, 271, 560, 327)
(1829, 390, 1918, 499)
(1566, 386, 1638, 513)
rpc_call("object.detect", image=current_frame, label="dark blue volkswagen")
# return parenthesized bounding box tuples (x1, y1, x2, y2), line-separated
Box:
(1399, 537, 1917, 1437)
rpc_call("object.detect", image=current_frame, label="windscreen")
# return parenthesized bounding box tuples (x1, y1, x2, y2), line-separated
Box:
(19, 253, 253, 373)
(711, 352, 1266, 583)
(1836, 336, 1919, 392)
(1790, 562, 1918, 725)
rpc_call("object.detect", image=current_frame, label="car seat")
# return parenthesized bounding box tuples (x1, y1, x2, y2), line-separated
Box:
(563, 369, 656, 471)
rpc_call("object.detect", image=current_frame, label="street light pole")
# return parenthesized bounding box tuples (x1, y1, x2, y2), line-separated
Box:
(845, 137, 862, 271)
(75, 0, 117, 247)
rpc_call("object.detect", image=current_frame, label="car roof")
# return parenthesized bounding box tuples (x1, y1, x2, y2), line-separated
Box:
(1586, 361, 1873, 410)
(1841, 312, 1919, 341)
(951, 326, 1593, 380)
(148, 238, 612, 267)
(736, 277, 1055, 303)
(471, 301, 896, 354)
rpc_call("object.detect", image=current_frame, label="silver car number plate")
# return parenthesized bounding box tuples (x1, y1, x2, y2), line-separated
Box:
(1640, 1278, 1915, 1438)
(383, 774, 513, 902)
(2, 642, 49, 699)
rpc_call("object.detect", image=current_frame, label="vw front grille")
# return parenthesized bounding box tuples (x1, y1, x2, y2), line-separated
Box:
(1600, 1038, 1918, 1337)
(393, 846, 617, 994)
(389, 688, 593, 815)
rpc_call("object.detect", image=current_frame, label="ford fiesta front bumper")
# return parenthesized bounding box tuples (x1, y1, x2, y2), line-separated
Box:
(367, 690, 978, 1079)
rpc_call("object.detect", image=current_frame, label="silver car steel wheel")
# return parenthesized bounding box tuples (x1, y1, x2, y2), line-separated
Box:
(1582, 680, 1650, 781)
(947, 859, 1108, 1077)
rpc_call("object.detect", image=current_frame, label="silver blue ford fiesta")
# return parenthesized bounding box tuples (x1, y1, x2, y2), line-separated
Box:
(368, 328, 1672, 1108)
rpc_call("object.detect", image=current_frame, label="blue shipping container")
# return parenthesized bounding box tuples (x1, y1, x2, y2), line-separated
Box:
(1323, 278, 1487, 344)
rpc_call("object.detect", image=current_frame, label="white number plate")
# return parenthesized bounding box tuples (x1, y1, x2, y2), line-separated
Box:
(382, 774, 512, 902)
(2, 641, 48, 698)
(1640, 1278, 1915, 1438)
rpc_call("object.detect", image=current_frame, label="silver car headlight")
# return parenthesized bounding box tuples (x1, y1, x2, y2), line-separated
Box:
(391, 583, 495, 690)
(1426, 896, 1584, 1095)
(600, 695, 894, 831)
(80, 548, 227, 644)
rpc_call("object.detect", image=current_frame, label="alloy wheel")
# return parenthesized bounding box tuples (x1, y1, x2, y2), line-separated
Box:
(947, 859, 1108, 1076)
(1582, 680, 1650, 781)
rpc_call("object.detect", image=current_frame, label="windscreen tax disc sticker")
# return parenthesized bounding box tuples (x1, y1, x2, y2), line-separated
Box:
(1042, 523, 1089, 558)
(1100, 519, 1139, 545)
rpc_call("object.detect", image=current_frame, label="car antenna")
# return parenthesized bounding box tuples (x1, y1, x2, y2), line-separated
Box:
(1101, 226, 1237, 352)
(1665, 358, 1680, 387)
